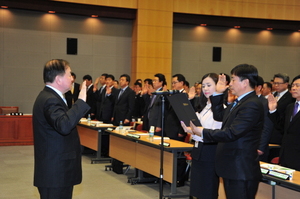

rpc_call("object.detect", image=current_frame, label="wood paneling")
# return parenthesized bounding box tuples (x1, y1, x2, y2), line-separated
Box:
(0, 116, 33, 146)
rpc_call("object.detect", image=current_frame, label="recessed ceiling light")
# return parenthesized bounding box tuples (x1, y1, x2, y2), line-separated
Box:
(200, 24, 207, 27)
(91, 15, 98, 18)
(48, 11, 55, 14)
(1, 5, 8, 8)
(267, 28, 273, 30)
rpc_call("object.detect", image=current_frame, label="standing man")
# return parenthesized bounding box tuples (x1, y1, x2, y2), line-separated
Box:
(268, 75, 300, 171)
(112, 74, 135, 126)
(32, 59, 90, 199)
(83, 75, 96, 119)
(182, 64, 264, 199)
(165, 74, 187, 141)
(94, 73, 108, 121)
(147, 73, 166, 135)
(65, 72, 80, 109)
(269, 73, 294, 145)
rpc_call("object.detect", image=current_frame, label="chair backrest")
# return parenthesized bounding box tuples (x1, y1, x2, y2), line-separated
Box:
(0, 106, 19, 115)
(184, 133, 192, 143)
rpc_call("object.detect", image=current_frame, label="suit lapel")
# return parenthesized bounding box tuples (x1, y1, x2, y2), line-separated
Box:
(223, 92, 255, 124)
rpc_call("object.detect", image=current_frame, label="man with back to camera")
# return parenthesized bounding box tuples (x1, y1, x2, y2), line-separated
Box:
(32, 59, 90, 199)
(182, 64, 264, 199)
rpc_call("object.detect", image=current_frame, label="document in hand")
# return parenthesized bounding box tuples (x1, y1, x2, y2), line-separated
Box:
(166, 93, 201, 127)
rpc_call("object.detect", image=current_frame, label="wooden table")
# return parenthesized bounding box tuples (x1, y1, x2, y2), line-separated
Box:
(77, 122, 115, 163)
(260, 162, 300, 199)
(0, 115, 33, 146)
(107, 129, 193, 196)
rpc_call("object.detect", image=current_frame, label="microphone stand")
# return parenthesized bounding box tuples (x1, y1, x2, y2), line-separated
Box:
(159, 94, 165, 199)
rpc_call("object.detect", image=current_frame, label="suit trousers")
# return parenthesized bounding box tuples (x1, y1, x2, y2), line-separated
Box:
(38, 186, 73, 199)
(223, 178, 259, 199)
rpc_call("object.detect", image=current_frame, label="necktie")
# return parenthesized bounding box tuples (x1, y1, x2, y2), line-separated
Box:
(292, 102, 299, 117)
(118, 89, 124, 99)
(230, 99, 239, 111)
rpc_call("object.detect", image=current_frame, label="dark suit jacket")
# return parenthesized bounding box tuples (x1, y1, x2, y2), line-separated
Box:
(94, 85, 106, 121)
(147, 88, 163, 131)
(258, 95, 274, 161)
(65, 82, 80, 109)
(99, 87, 118, 123)
(85, 84, 96, 118)
(269, 91, 294, 144)
(112, 87, 135, 126)
(203, 91, 263, 181)
(164, 92, 187, 141)
(32, 86, 90, 187)
(270, 102, 300, 170)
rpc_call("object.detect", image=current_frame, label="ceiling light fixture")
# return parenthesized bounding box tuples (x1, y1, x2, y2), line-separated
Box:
(1, 5, 8, 8)
(234, 26, 240, 29)
(267, 28, 273, 30)
(200, 24, 207, 27)
(48, 11, 55, 14)
(91, 15, 98, 18)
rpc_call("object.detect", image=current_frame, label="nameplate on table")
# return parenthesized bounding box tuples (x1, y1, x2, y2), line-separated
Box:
(260, 168, 269, 175)
(159, 142, 170, 147)
(126, 133, 140, 139)
(268, 170, 290, 180)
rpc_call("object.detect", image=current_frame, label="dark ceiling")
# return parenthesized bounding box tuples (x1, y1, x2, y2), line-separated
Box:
(1, 0, 299, 31)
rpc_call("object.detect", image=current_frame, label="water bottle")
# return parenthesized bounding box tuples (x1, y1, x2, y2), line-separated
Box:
(119, 121, 123, 134)
(149, 126, 155, 142)
(87, 114, 91, 125)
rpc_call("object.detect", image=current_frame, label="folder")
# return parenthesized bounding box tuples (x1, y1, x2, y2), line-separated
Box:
(166, 93, 201, 127)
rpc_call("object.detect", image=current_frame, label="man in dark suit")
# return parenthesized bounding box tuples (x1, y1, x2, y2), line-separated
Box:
(65, 72, 80, 109)
(83, 75, 96, 119)
(268, 73, 294, 161)
(255, 76, 273, 162)
(32, 59, 90, 199)
(147, 73, 166, 135)
(98, 74, 117, 123)
(112, 74, 135, 126)
(165, 74, 187, 141)
(269, 73, 295, 144)
(268, 75, 300, 171)
(94, 73, 108, 121)
(182, 64, 264, 199)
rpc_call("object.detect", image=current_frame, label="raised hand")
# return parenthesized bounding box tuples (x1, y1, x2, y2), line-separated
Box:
(216, 74, 228, 94)
(188, 86, 196, 99)
(78, 80, 87, 102)
(267, 94, 277, 111)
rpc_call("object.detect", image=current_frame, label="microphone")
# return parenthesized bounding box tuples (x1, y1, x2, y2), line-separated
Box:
(151, 90, 181, 95)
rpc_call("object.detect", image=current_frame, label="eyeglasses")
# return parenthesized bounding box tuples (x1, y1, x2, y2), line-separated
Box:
(171, 81, 179, 84)
(291, 83, 300, 88)
(273, 82, 285, 85)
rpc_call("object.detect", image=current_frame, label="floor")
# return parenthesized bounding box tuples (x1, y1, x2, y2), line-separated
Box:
(0, 145, 190, 199)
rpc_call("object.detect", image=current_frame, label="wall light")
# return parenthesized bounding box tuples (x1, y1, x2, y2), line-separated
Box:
(234, 26, 240, 29)
(91, 15, 98, 18)
(48, 11, 55, 14)
(267, 28, 273, 30)
(1, 5, 8, 9)
(200, 24, 207, 27)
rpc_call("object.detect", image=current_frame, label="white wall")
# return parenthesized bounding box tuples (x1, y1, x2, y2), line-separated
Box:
(0, 9, 132, 113)
(172, 24, 300, 85)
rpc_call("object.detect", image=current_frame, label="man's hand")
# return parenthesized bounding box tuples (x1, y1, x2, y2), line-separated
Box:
(216, 74, 228, 94)
(188, 86, 196, 99)
(155, 127, 161, 132)
(78, 81, 87, 102)
(267, 94, 277, 111)
(124, 119, 130, 124)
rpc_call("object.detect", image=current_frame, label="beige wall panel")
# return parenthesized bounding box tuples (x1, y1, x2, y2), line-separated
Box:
(137, 10, 173, 27)
(137, 0, 173, 12)
(136, 42, 172, 59)
(284, 5, 295, 20)
(137, 25, 173, 43)
(53, 0, 137, 8)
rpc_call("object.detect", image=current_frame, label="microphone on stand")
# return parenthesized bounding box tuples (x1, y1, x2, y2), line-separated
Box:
(151, 90, 181, 95)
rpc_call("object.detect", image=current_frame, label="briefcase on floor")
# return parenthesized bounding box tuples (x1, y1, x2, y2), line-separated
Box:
(112, 158, 124, 174)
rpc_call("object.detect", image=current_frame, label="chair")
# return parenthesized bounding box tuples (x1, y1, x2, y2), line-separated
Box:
(0, 106, 19, 115)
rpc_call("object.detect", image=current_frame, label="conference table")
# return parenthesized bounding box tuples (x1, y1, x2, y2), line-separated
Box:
(77, 121, 115, 164)
(107, 129, 193, 196)
(259, 162, 300, 199)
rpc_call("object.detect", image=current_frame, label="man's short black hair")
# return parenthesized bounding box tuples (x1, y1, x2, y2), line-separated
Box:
(83, 74, 92, 81)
